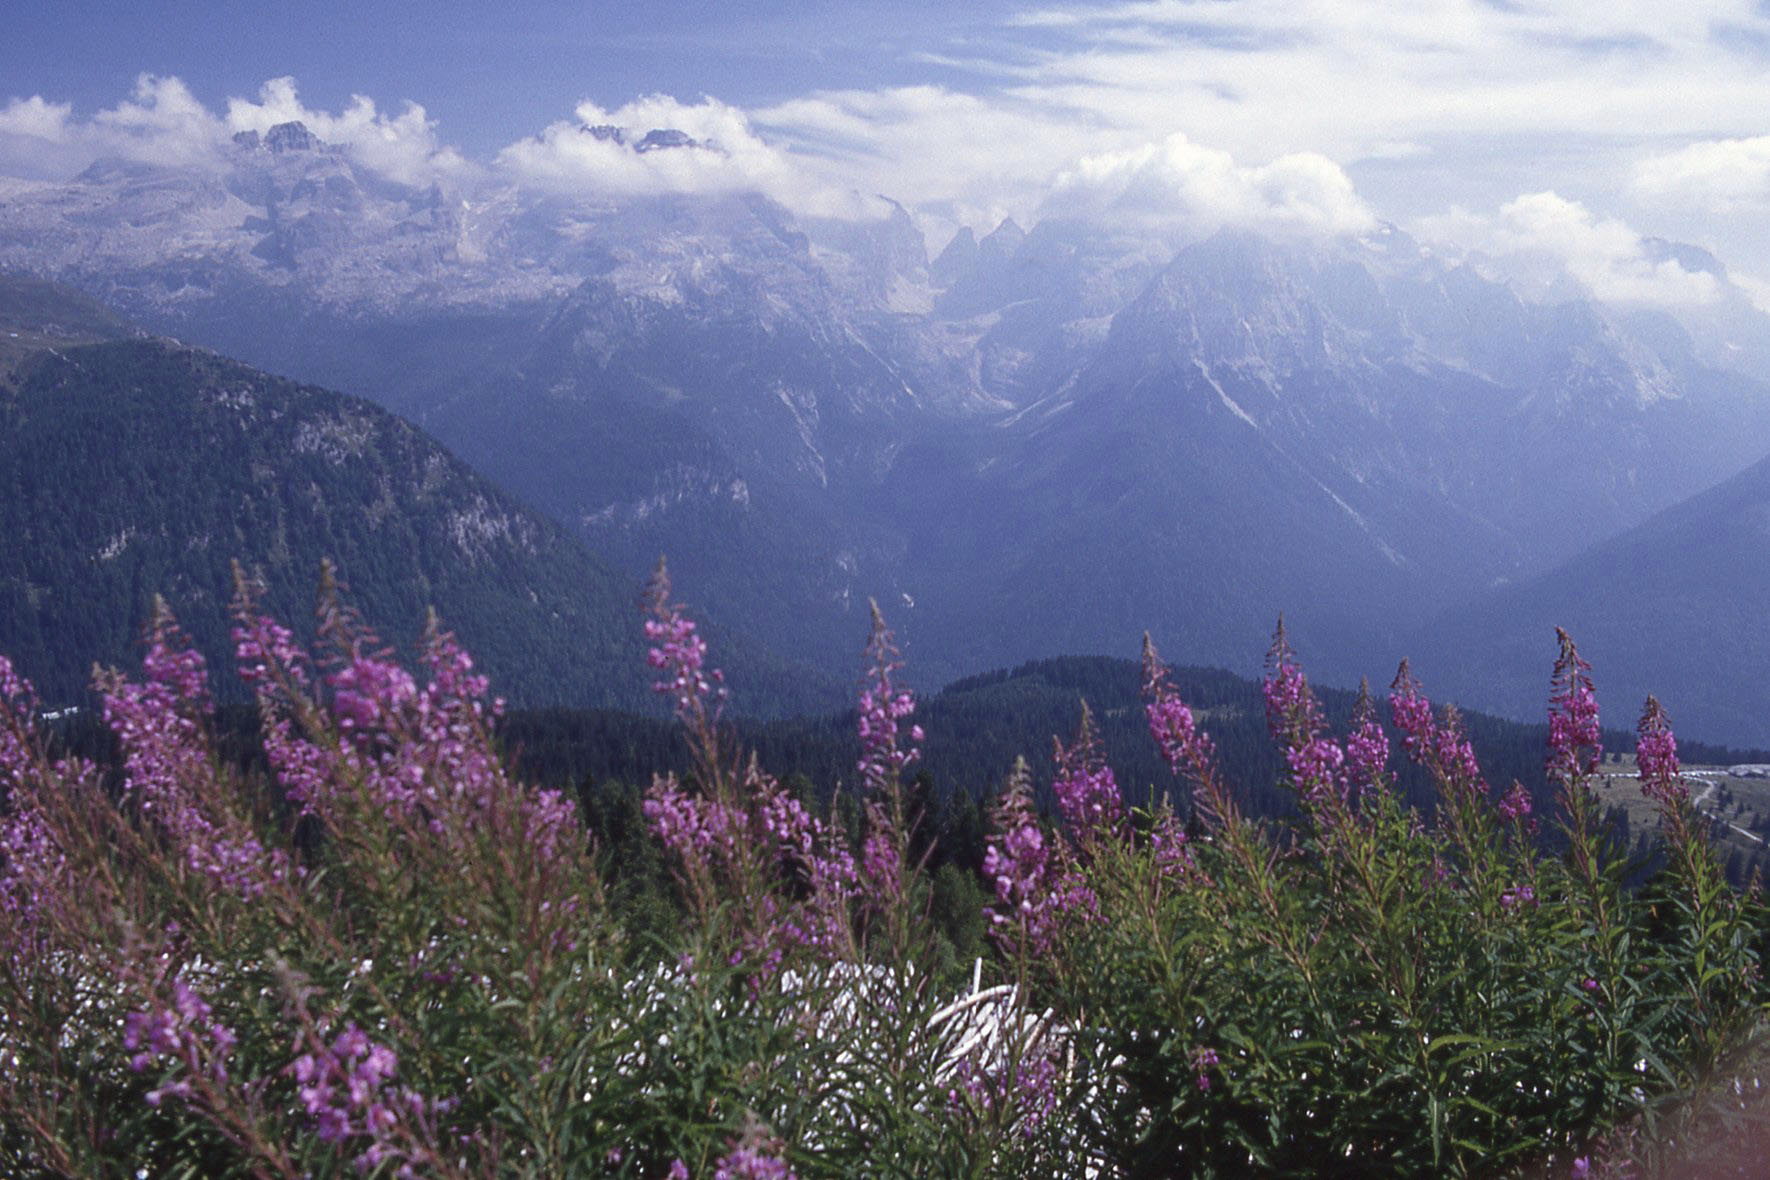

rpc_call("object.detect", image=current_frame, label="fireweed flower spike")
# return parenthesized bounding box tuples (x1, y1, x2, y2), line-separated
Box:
(982, 758, 1095, 956)
(856, 602, 921, 913)
(0, 655, 65, 955)
(99, 604, 287, 900)
(1141, 634, 1217, 789)
(645, 558, 725, 732)
(1051, 705, 1125, 848)
(1262, 621, 1347, 805)
(1342, 678, 1391, 799)
(1547, 627, 1602, 785)
(1388, 660, 1487, 801)
(856, 600, 922, 796)
(1636, 695, 1684, 808)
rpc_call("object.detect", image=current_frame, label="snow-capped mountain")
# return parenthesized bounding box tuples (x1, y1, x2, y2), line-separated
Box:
(3, 122, 1768, 727)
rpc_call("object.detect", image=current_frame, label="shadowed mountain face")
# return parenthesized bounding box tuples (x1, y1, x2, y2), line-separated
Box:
(4, 139, 1770, 737)
(1407, 450, 1770, 747)
(0, 298, 839, 716)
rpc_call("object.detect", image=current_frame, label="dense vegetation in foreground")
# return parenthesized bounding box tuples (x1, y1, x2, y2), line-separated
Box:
(3, 566, 1769, 1177)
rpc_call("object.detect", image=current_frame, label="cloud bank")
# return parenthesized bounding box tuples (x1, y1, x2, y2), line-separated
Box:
(8, 0, 1770, 306)
(496, 94, 883, 219)
(1042, 133, 1376, 242)
(1416, 192, 1721, 309)
(0, 75, 468, 189)
(1635, 136, 1770, 214)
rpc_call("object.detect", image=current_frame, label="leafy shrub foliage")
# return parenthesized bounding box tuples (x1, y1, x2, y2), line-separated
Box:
(1, 567, 1765, 1177)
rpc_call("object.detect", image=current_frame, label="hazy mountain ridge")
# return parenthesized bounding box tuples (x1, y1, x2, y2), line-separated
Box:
(1410, 449, 1770, 745)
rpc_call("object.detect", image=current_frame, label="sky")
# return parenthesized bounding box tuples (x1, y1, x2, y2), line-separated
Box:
(8, 1, 1770, 306)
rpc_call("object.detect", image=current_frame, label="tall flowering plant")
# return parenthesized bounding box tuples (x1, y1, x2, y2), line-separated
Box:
(1, 570, 1764, 1177)
(1043, 626, 1766, 1178)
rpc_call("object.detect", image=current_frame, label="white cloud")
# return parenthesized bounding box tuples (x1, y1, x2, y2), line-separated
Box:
(1634, 136, 1770, 213)
(225, 77, 473, 188)
(0, 75, 470, 188)
(497, 94, 884, 220)
(88, 75, 230, 168)
(0, 95, 85, 178)
(0, 95, 72, 142)
(1416, 191, 1721, 308)
(0, 75, 229, 174)
(757, 84, 1127, 233)
(1726, 270, 1770, 314)
(1042, 133, 1376, 241)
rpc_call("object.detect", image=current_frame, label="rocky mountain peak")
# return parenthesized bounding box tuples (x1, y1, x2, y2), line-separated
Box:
(636, 129, 703, 153)
(233, 121, 324, 155)
(978, 217, 1025, 263)
(266, 121, 321, 153)
(930, 226, 978, 288)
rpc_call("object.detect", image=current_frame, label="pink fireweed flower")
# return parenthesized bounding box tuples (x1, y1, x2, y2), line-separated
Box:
(1499, 884, 1537, 911)
(1262, 624, 1349, 804)
(714, 1121, 797, 1180)
(0, 653, 39, 793)
(713, 1148, 795, 1180)
(1051, 709, 1125, 846)
(1496, 781, 1538, 837)
(288, 1020, 429, 1173)
(1343, 680, 1390, 795)
(644, 561, 725, 728)
(329, 652, 418, 736)
(856, 601, 921, 794)
(1389, 661, 1488, 800)
(644, 775, 742, 867)
(854, 603, 920, 913)
(100, 610, 287, 899)
(231, 596, 340, 815)
(1636, 695, 1684, 807)
(1149, 811, 1199, 881)
(1388, 662, 1436, 763)
(648, 759, 859, 966)
(1261, 620, 1325, 751)
(1192, 1045, 1220, 1092)
(1013, 1051, 1060, 1135)
(983, 762, 1096, 955)
(1285, 737, 1347, 806)
(1547, 628, 1602, 783)
(1496, 782, 1533, 822)
(123, 972, 238, 1097)
(1142, 635, 1217, 787)
(0, 656, 64, 954)
(946, 1042, 1063, 1138)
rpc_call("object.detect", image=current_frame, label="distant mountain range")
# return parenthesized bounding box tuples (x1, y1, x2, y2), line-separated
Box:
(2, 120, 1766, 743)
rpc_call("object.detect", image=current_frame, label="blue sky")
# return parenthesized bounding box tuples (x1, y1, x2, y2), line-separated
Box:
(10, 1, 1770, 303)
